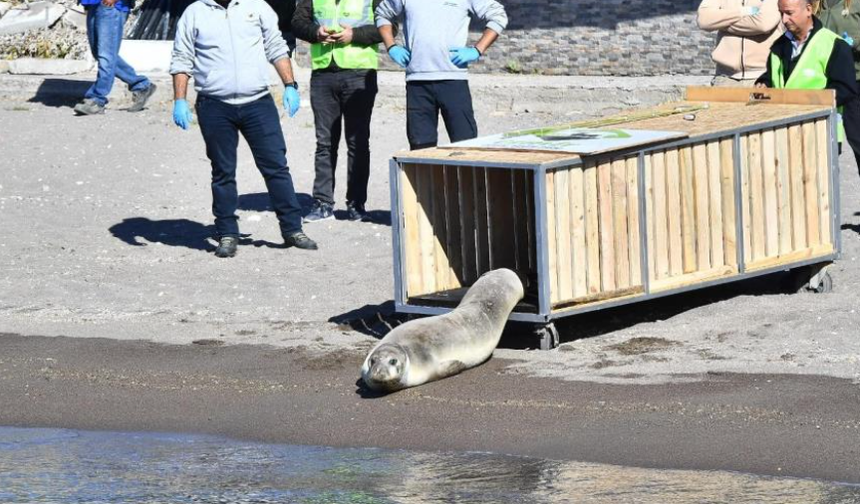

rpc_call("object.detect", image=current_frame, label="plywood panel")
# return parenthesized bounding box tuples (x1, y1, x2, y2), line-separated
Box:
(627, 156, 642, 286)
(665, 149, 684, 277)
(597, 160, 617, 292)
(706, 141, 725, 269)
(693, 143, 712, 271)
(570, 166, 588, 298)
(815, 119, 832, 246)
(611, 158, 631, 289)
(761, 130, 779, 258)
(584, 161, 602, 295)
(775, 127, 793, 256)
(719, 138, 737, 267)
(802, 122, 821, 246)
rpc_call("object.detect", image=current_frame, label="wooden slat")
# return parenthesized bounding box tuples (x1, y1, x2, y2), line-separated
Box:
(417, 165, 436, 294)
(745, 243, 834, 272)
(443, 167, 463, 288)
(584, 161, 602, 295)
(525, 171, 536, 273)
(487, 168, 517, 271)
(693, 143, 712, 271)
(685, 86, 836, 106)
(719, 138, 737, 267)
(611, 158, 631, 289)
(761, 129, 779, 258)
(680, 146, 697, 273)
(815, 119, 832, 246)
(748, 132, 766, 261)
(651, 151, 670, 279)
(740, 135, 752, 263)
(474, 167, 491, 275)
(706, 141, 725, 269)
(788, 124, 807, 250)
(431, 166, 451, 290)
(457, 166, 477, 284)
(644, 154, 656, 281)
(554, 168, 573, 301)
(546, 171, 559, 304)
(802, 122, 821, 246)
(401, 164, 423, 297)
(775, 127, 793, 256)
(597, 160, 617, 292)
(665, 148, 684, 276)
(650, 265, 736, 292)
(512, 170, 529, 276)
(626, 156, 642, 286)
(570, 166, 588, 298)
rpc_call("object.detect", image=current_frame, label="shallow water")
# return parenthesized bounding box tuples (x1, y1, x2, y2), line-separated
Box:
(0, 427, 857, 503)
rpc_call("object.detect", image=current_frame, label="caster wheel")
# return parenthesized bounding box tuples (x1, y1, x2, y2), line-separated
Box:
(535, 323, 559, 350)
(810, 271, 833, 294)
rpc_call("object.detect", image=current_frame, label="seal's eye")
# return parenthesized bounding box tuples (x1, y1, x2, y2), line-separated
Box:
(388, 358, 398, 366)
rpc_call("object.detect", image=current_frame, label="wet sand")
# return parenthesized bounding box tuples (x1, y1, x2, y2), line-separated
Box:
(1, 334, 858, 484)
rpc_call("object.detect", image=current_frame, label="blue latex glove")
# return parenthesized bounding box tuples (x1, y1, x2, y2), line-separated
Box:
(449, 47, 481, 69)
(743, 5, 759, 15)
(283, 86, 300, 118)
(843, 31, 855, 47)
(173, 99, 192, 130)
(387, 45, 411, 68)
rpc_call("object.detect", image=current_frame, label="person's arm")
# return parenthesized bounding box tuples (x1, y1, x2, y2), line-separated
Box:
(826, 39, 860, 106)
(273, 56, 296, 85)
(726, 0, 781, 36)
(375, 0, 403, 47)
(173, 73, 190, 100)
(169, 9, 195, 80)
(697, 0, 745, 32)
(348, 0, 388, 45)
(469, 0, 507, 40)
(291, 0, 321, 44)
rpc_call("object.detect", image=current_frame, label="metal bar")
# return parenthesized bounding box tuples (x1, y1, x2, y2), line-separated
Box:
(535, 167, 552, 317)
(389, 159, 408, 306)
(637, 152, 651, 294)
(393, 157, 543, 171)
(829, 109, 843, 257)
(732, 133, 746, 273)
(395, 303, 550, 323)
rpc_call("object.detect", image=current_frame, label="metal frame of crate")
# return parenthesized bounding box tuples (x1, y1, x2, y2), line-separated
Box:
(388, 88, 842, 348)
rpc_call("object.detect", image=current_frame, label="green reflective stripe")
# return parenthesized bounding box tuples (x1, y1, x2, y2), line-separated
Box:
(769, 28, 844, 140)
(311, 0, 378, 70)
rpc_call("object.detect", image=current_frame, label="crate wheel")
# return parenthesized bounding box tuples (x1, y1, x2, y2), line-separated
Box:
(808, 271, 833, 294)
(535, 323, 559, 350)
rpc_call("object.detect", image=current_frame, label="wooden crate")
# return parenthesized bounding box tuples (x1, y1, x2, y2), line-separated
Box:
(390, 88, 841, 323)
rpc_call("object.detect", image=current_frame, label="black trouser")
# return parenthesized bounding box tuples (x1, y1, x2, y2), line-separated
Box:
(844, 94, 860, 174)
(310, 69, 377, 206)
(196, 94, 303, 239)
(406, 80, 478, 150)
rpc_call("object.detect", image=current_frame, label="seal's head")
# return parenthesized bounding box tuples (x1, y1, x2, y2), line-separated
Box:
(361, 343, 409, 392)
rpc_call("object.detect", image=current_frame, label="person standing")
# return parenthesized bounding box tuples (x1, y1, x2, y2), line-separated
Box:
(375, 0, 507, 150)
(264, 0, 298, 56)
(292, 0, 385, 222)
(170, 0, 318, 258)
(697, 0, 784, 87)
(74, 0, 157, 115)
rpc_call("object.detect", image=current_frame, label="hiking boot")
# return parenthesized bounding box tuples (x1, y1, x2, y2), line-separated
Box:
(214, 236, 238, 258)
(284, 231, 318, 250)
(346, 201, 369, 222)
(303, 200, 334, 223)
(74, 99, 105, 116)
(128, 83, 157, 112)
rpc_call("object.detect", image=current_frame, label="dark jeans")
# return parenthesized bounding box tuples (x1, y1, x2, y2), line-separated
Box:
(196, 94, 303, 239)
(406, 80, 478, 150)
(310, 69, 378, 206)
(84, 3, 149, 106)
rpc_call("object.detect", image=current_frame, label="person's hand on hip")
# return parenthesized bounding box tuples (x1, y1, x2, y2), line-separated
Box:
(283, 86, 300, 118)
(449, 47, 480, 68)
(173, 99, 193, 130)
(387, 45, 411, 68)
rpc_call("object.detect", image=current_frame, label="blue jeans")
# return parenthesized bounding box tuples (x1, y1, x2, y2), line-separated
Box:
(196, 94, 304, 239)
(84, 4, 150, 106)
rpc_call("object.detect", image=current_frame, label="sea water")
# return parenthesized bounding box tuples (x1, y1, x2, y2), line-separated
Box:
(0, 427, 857, 504)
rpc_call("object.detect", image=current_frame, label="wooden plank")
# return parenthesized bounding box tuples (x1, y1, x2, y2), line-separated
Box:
(745, 243, 834, 272)
(651, 151, 670, 279)
(570, 166, 588, 298)
(443, 167, 463, 288)
(525, 171, 536, 273)
(626, 156, 642, 286)
(815, 119, 833, 246)
(487, 168, 518, 271)
(554, 168, 573, 301)
(512, 170, 529, 276)
(611, 158, 631, 289)
(584, 161, 602, 295)
(775, 127, 793, 256)
(644, 154, 656, 282)
(401, 164, 424, 297)
(802, 121, 821, 246)
(665, 148, 684, 277)
(546, 170, 559, 304)
(748, 132, 766, 261)
(719, 138, 737, 266)
(685, 86, 836, 106)
(679, 146, 697, 273)
(431, 166, 451, 290)
(457, 166, 477, 284)
(739, 135, 752, 264)
(650, 265, 736, 292)
(761, 129, 780, 258)
(788, 124, 807, 250)
(417, 165, 437, 294)
(706, 141, 725, 269)
(474, 167, 491, 275)
(597, 160, 617, 292)
(693, 143, 712, 271)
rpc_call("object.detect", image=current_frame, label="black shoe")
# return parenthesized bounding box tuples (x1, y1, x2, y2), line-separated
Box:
(346, 201, 369, 222)
(284, 231, 318, 250)
(214, 236, 238, 258)
(128, 83, 157, 112)
(303, 200, 334, 223)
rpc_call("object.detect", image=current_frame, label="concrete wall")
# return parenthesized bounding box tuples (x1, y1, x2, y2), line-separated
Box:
(294, 0, 718, 77)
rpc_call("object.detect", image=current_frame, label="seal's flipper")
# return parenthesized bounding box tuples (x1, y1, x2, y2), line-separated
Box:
(437, 360, 467, 378)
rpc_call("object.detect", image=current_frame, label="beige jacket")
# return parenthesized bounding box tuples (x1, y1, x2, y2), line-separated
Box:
(697, 0, 784, 80)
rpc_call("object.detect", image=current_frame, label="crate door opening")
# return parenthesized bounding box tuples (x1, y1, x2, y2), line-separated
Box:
(399, 163, 538, 310)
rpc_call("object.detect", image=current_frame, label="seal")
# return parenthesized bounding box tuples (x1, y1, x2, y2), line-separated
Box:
(361, 268, 524, 392)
